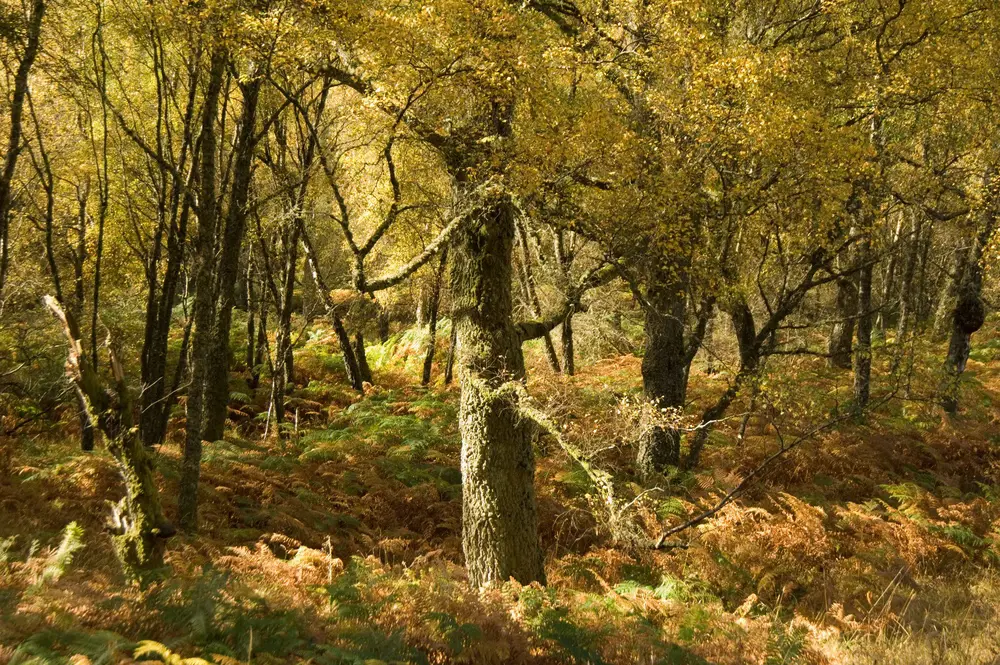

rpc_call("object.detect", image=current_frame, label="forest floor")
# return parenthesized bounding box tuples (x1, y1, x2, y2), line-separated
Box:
(3, 321, 1000, 665)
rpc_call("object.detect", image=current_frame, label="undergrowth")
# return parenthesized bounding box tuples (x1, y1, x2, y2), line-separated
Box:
(3, 326, 1000, 664)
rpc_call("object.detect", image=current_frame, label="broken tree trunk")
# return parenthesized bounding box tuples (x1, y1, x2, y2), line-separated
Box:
(44, 296, 173, 583)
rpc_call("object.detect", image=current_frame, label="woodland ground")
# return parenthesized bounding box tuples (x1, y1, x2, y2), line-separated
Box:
(3, 319, 1000, 665)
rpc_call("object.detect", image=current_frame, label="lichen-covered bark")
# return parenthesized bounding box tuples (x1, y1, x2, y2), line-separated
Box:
(854, 239, 873, 411)
(636, 270, 688, 476)
(451, 194, 545, 588)
(203, 76, 264, 443)
(45, 297, 171, 583)
(828, 276, 858, 369)
(942, 177, 996, 414)
(561, 312, 575, 377)
(179, 51, 226, 531)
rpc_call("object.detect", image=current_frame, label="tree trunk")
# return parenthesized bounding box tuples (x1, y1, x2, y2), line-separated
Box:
(932, 244, 967, 341)
(451, 193, 545, 588)
(45, 297, 173, 583)
(377, 305, 391, 343)
(203, 76, 263, 443)
(876, 214, 904, 335)
(0, 0, 45, 296)
(561, 311, 575, 376)
(942, 178, 996, 414)
(354, 333, 373, 385)
(140, 193, 191, 449)
(179, 51, 225, 532)
(684, 297, 760, 469)
(915, 223, 934, 328)
(636, 269, 688, 476)
(444, 317, 457, 386)
(251, 289, 268, 391)
(853, 239, 873, 412)
(333, 317, 363, 391)
(516, 223, 560, 373)
(895, 213, 922, 344)
(828, 275, 858, 369)
(422, 248, 449, 386)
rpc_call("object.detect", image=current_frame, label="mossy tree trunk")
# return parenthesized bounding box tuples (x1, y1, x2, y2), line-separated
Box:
(828, 275, 858, 369)
(45, 297, 173, 583)
(636, 269, 688, 476)
(180, 51, 226, 532)
(203, 75, 264, 444)
(451, 194, 546, 588)
(942, 170, 997, 414)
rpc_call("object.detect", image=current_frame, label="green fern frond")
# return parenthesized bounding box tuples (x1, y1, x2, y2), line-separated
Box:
(33, 522, 84, 588)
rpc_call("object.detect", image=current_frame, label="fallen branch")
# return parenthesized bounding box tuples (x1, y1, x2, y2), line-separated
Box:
(652, 392, 896, 549)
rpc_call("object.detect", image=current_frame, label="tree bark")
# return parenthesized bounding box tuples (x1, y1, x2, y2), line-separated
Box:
(444, 317, 457, 386)
(179, 51, 226, 532)
(828, 275, 858, 369)
(333, 318, 363, 391)
(942, 176, 996, 414)
(203, 75, 264, 443)
(853, 238, 873, 412)
(875, 213, 904, 335)
(636, 268, 688, 476)
(422, 248, 449, 386)
(0, 0, 45, 296)
(355, 333, 373, 385)
(45, 297, 173, 583)
(451, 193, 545, 588)
(516, 223, 560, 373)
(561, 311, 575, 376)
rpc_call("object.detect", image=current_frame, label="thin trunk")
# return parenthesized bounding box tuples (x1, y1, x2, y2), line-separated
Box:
(828, 275, 858, 369)
(933, 244, 967, 341)
(875, 213, 904, 334)
(853, 238, 873, 412)
(253, 293, 268, 390)
(915, 223, 934, 328)
(516, 223, 560, 373)
(422, 248, 449, 386)
(684, 297, 759, 469)
(895, 213, 922, 344)
(179, 51, 226, 532)
(561, 311, 575, 376)
(269, 225, 300, 437)
(203, 76, 263, 443)
(299, 224, 364, 392)
(377, 305, 390, 343)
(452, 193, 545, 587)
(444, 317, 457, 386)
(942, 174, 996, 414)
(334, 317, 363, 391)
(355, 333, 373, 385)
(90, 6, 111, 369)
(246, 259, 257, 373)
(0, 0, 45, 296)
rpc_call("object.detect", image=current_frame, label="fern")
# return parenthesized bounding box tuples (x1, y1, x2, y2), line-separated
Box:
(0, 534, 16, 567)
(32, 522, 84, 589)
(426, 612, 483, 656)
(133, 640, 212, 665)
(10, 629, 128, 665)
(519, 587, 610, 665)
(764, 625, 808, 665)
